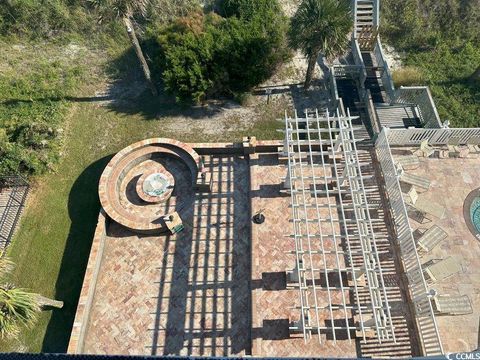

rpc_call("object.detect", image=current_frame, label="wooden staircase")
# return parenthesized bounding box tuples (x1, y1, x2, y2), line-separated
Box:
(354, 0, 379, 50)
(334, 78, 372, 142)
(361, 52, 387, 103)
(355, 0, 375, 36)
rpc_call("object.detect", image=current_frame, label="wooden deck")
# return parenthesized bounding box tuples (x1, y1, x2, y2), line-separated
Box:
(375, 105, 422, 129)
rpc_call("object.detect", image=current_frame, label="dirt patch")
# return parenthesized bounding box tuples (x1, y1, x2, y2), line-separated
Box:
(92, 46, 329, 139)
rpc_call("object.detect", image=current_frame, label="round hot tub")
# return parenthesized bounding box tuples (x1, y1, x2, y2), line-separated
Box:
(464, 188, 480, 240)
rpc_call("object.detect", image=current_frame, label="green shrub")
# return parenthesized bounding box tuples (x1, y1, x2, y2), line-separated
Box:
(381, 0, 480, 51)
(153, 1, 290, 103)
(155, 12, 224, 102)
(382, 0, 480, 128)
(0, 60, 82, 176)
(220, 0, 282, 18)
(0, 0, 100, 39)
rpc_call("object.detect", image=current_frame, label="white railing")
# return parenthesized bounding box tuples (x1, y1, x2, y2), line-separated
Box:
(394, 87, 442, 128)
(332, 65, 363, 78)
(387, 127, 480, 146)
(328, 69, 347, 116)
(373, 0, 380, 26)
(363, 89, 381, 135)
(328, 68, 340, 110)
(373, 38, 396, 103)
(352, 38, 367, 85)
(375, 129, 443, 357)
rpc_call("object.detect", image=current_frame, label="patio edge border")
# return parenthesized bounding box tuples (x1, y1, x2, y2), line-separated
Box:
(67, 210, 108, 354)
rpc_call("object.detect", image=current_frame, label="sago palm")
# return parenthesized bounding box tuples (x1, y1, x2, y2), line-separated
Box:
(0, 257, 63, 339)
(289, 0, 352, 89)
(0, 286, 39, 338)
(90, 0, 159, 96)
(0, 258, 38, 338)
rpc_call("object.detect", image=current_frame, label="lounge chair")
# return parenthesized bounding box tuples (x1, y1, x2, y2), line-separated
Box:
(416, 225, 448, 254)
(423, 257, 462, 283)
(466, 136, 480, 153)
(415, 140, 435, 158)
(404, 187, 445, 219)
(431, 294, 473, 315)
(417, 197, 446, 219)
(406, 203, 430, 224)
(400, 172, 431, 191)
(404, 186, 419, 204)
(447, 137, 469, 158)
(394, 155, 420, 169)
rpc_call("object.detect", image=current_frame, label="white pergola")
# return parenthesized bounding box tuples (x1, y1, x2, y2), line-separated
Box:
(282, 108, 396, 344)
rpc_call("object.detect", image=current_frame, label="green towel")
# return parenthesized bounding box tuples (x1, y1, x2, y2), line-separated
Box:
(173, 224, 184, 233)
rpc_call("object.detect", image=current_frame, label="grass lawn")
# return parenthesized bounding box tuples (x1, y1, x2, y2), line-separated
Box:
(391, 42, 480, 128)
(1, 42, 285, 352)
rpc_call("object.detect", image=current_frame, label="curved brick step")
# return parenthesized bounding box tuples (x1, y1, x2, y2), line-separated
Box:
(99, 138, 201, 233)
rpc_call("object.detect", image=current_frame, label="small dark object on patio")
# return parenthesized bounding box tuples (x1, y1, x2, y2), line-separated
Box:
(253, 209, 265, 224)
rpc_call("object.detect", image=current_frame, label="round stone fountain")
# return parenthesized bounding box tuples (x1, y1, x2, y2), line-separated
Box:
(136, 167, 175, 203)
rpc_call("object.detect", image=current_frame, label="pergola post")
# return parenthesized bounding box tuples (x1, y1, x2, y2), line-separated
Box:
(281, 107, 396, 345)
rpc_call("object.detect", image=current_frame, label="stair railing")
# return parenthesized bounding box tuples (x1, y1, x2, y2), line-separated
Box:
(372, 0, 380, 27)
(373, 37, 395, 103)
(352, 37, 367, 86)
(393, 87, 442, 128)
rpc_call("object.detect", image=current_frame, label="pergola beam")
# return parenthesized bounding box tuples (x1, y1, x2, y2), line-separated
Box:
(283, 108, 396, 345)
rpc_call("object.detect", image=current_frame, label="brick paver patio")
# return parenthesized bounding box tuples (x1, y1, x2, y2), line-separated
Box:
(83, 155, 251, 356)
(402, 155, 480, 353)
(80, 145, 480, 357)
(249, 151, 418, 358)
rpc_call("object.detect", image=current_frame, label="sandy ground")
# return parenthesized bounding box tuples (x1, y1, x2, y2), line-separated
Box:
(93, 0, 328, 139)
(1, 0, 344, 141)
(382, 44, 404, 71)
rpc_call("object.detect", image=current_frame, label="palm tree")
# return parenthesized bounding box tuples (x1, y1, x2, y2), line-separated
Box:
(90, 0, 159, 96)
(289, 0, 352, 89)
(0, 258, 62, 339)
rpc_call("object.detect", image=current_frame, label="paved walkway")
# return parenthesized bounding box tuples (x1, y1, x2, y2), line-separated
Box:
(83, 155, 251, 356)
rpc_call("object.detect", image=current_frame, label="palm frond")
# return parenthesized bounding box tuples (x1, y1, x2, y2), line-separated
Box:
(0, 287, 40, 339)
(289, 0, 352, 59)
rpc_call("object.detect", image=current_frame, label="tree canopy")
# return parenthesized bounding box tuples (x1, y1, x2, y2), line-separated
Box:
(154, 0, 291, 103)
(288, 0, 352, 60)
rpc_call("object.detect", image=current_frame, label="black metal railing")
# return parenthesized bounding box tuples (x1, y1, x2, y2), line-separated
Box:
(0, 175, 29, 251)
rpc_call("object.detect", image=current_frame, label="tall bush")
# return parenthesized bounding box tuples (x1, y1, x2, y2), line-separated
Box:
(220, 0, 282, 18)
(381, 0, 480, 50)
(153, 0, 291, 103)
(0, 0, 97, 39)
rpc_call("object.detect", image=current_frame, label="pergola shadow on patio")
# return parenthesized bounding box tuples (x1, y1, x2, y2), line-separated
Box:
(249, 109, 418, 358)
(82, 155, 252, 357)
